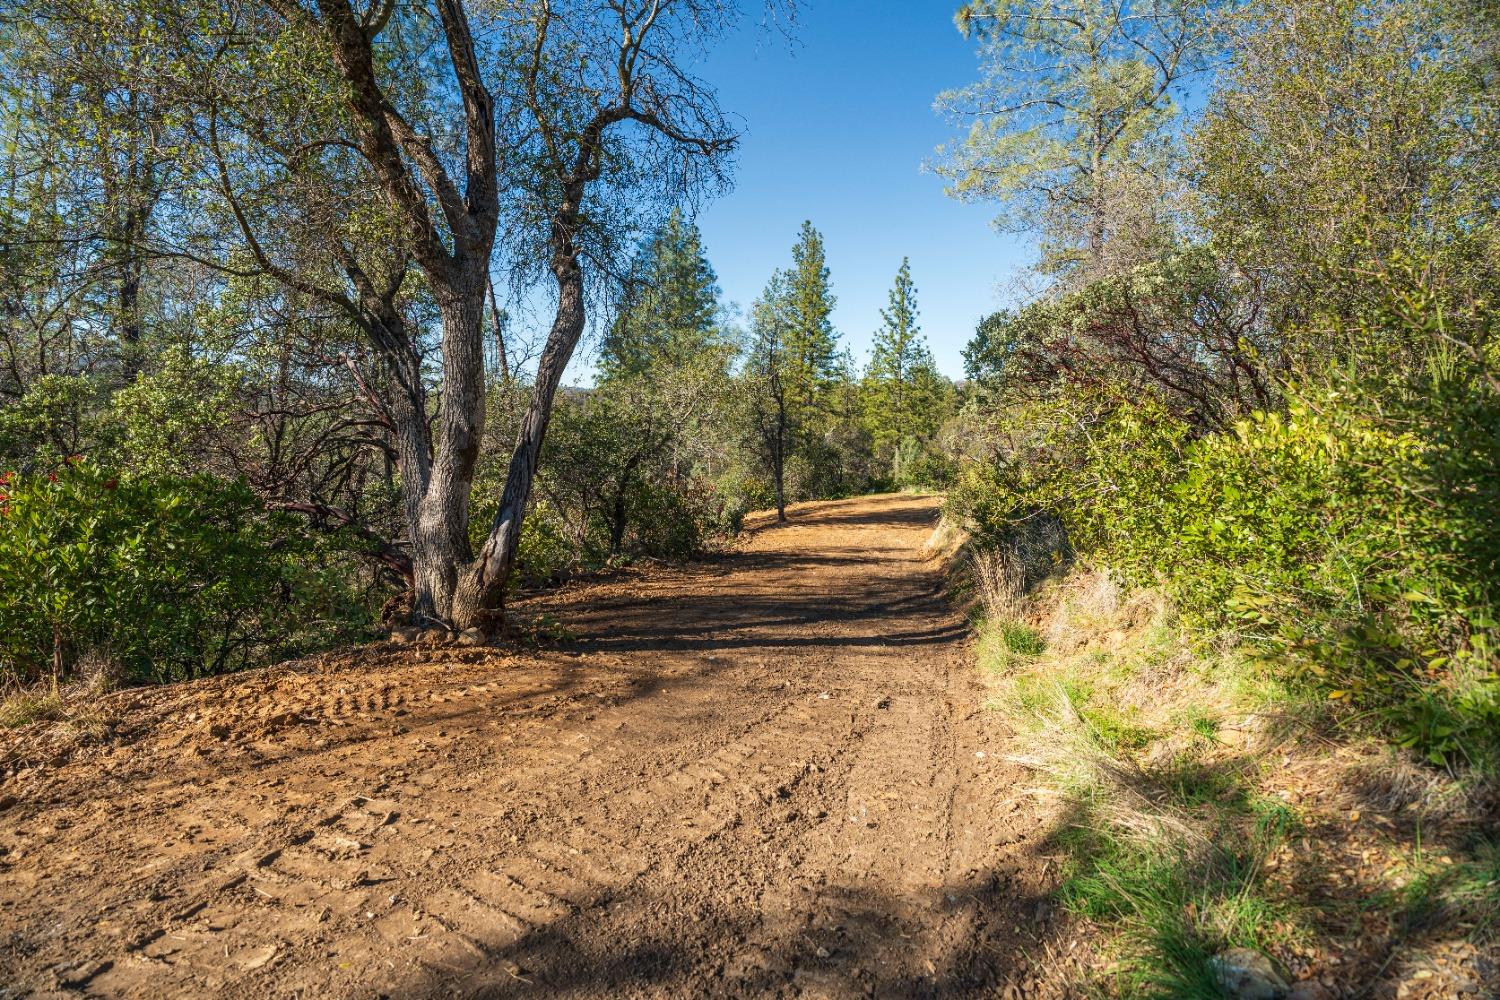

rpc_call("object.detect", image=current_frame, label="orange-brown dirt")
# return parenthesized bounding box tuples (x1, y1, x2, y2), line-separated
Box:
(0, 495, 1082, 999)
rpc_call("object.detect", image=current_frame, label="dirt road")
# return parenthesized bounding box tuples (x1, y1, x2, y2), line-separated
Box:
(0, 495, 1065, 999)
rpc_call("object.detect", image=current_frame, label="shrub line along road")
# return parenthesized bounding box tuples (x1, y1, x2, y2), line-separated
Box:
(0, 494, 1065, 999)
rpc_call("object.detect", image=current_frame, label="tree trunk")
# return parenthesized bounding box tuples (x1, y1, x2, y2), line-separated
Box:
(773, 408, 787, 522)
(451, 264, 587, 630)
(401, 279, 490, 626)
(118, 255, 143, 376)
(608, 452, 645, 556)
(609, 485, 628, 555)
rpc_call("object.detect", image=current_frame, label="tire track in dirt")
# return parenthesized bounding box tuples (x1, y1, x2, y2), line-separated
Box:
(0, 494, 1072, 999)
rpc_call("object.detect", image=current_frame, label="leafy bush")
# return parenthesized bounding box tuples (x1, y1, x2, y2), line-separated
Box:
(512, 501, 579, 585)
(110, 348, 240, 476)
(0, 373, 113, 466)
(891, 435, 956, 490)
(713, 467, 776, 532)
(1155, 378, 1499, 766)
(944, 390, 1188, 560)
(952, 318, 1499, 767)
(0, 459, 369, 684)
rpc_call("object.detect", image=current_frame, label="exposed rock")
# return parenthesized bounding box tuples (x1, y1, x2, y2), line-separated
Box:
(1286, 982, 1334, 1000)
(457, 627, 488, 647)
(1210, 948, 1290, 1000)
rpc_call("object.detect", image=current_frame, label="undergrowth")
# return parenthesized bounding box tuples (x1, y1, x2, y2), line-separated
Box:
(969, 555, 1499, 996)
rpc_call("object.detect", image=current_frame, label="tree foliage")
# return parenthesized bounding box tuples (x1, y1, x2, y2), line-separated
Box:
(945, 0, 1500, 767)
(863, 259, 949, 469)
(935, 0, 1215, 279)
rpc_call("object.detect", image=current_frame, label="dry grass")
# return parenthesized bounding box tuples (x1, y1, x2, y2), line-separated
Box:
(0, 690, 68, 728)
(0, 679, 117, 741)
(970, 547, 1024, 621)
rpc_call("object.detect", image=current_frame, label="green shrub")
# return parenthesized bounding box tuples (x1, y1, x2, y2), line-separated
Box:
(0, 373, 113, 466)
(512, 501, 578, 585)
(626, 477, 712, 561)
(953, 325, 1499, 767)
(1139, 373, 1498, 767)
(892, 435, 956, 490)
(712, 467, 774, 532)
(0, 459, 367, 684)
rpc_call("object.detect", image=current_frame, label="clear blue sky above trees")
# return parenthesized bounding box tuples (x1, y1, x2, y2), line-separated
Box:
(683, 2, 1030, 380)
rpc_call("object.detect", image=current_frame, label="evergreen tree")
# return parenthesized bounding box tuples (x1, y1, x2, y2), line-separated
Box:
(782, 221, 841, 419)
(863, 259, 947, 460)
(599, 208, 722, 379)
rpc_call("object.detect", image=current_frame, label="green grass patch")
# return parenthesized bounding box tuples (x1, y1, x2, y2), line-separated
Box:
(977, 616, 1049, 676)
(999, 620, 1046, 656)
(1057, 804, 1293, 999)
(970, 572, 1324, 996)
(1080, 704, 1157, 753)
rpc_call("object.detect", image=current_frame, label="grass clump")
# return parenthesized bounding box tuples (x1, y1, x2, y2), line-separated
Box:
(999, 620, 1045, 656)
(0, 690, 67, 728)
(0, 675, 118, 740)
(1057, 818, 1292, 999)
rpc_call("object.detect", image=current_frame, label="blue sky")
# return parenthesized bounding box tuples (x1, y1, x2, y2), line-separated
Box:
(682, 1, 1031, 380)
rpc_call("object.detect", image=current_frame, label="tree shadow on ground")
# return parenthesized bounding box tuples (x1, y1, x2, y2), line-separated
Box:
(375, 859, 1069, 999)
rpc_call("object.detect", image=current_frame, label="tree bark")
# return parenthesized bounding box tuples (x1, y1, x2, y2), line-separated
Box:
(450, 263, 587, 630)
(406, 280, 487, 623)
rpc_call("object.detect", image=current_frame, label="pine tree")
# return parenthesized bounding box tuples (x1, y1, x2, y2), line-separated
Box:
(864, 258, 946, 460)
(600, 208, 722, 379)
(781, 221, 841, 419)
(935, 0, 1211, 281)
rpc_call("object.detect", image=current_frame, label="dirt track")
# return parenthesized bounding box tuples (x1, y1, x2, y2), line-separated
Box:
(0, 495, 1068, 999)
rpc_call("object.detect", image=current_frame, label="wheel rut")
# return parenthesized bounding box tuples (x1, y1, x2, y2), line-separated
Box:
(0, 494, 1065, 999)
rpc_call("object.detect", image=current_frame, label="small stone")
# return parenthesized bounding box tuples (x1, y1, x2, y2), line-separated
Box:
(1210, 948, 1290, 1000)
(1287, 982, 1333, 1000)
(240, 943, 279, 971)
(457, 627, 488, 647)
(815, 946, 831, 958)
